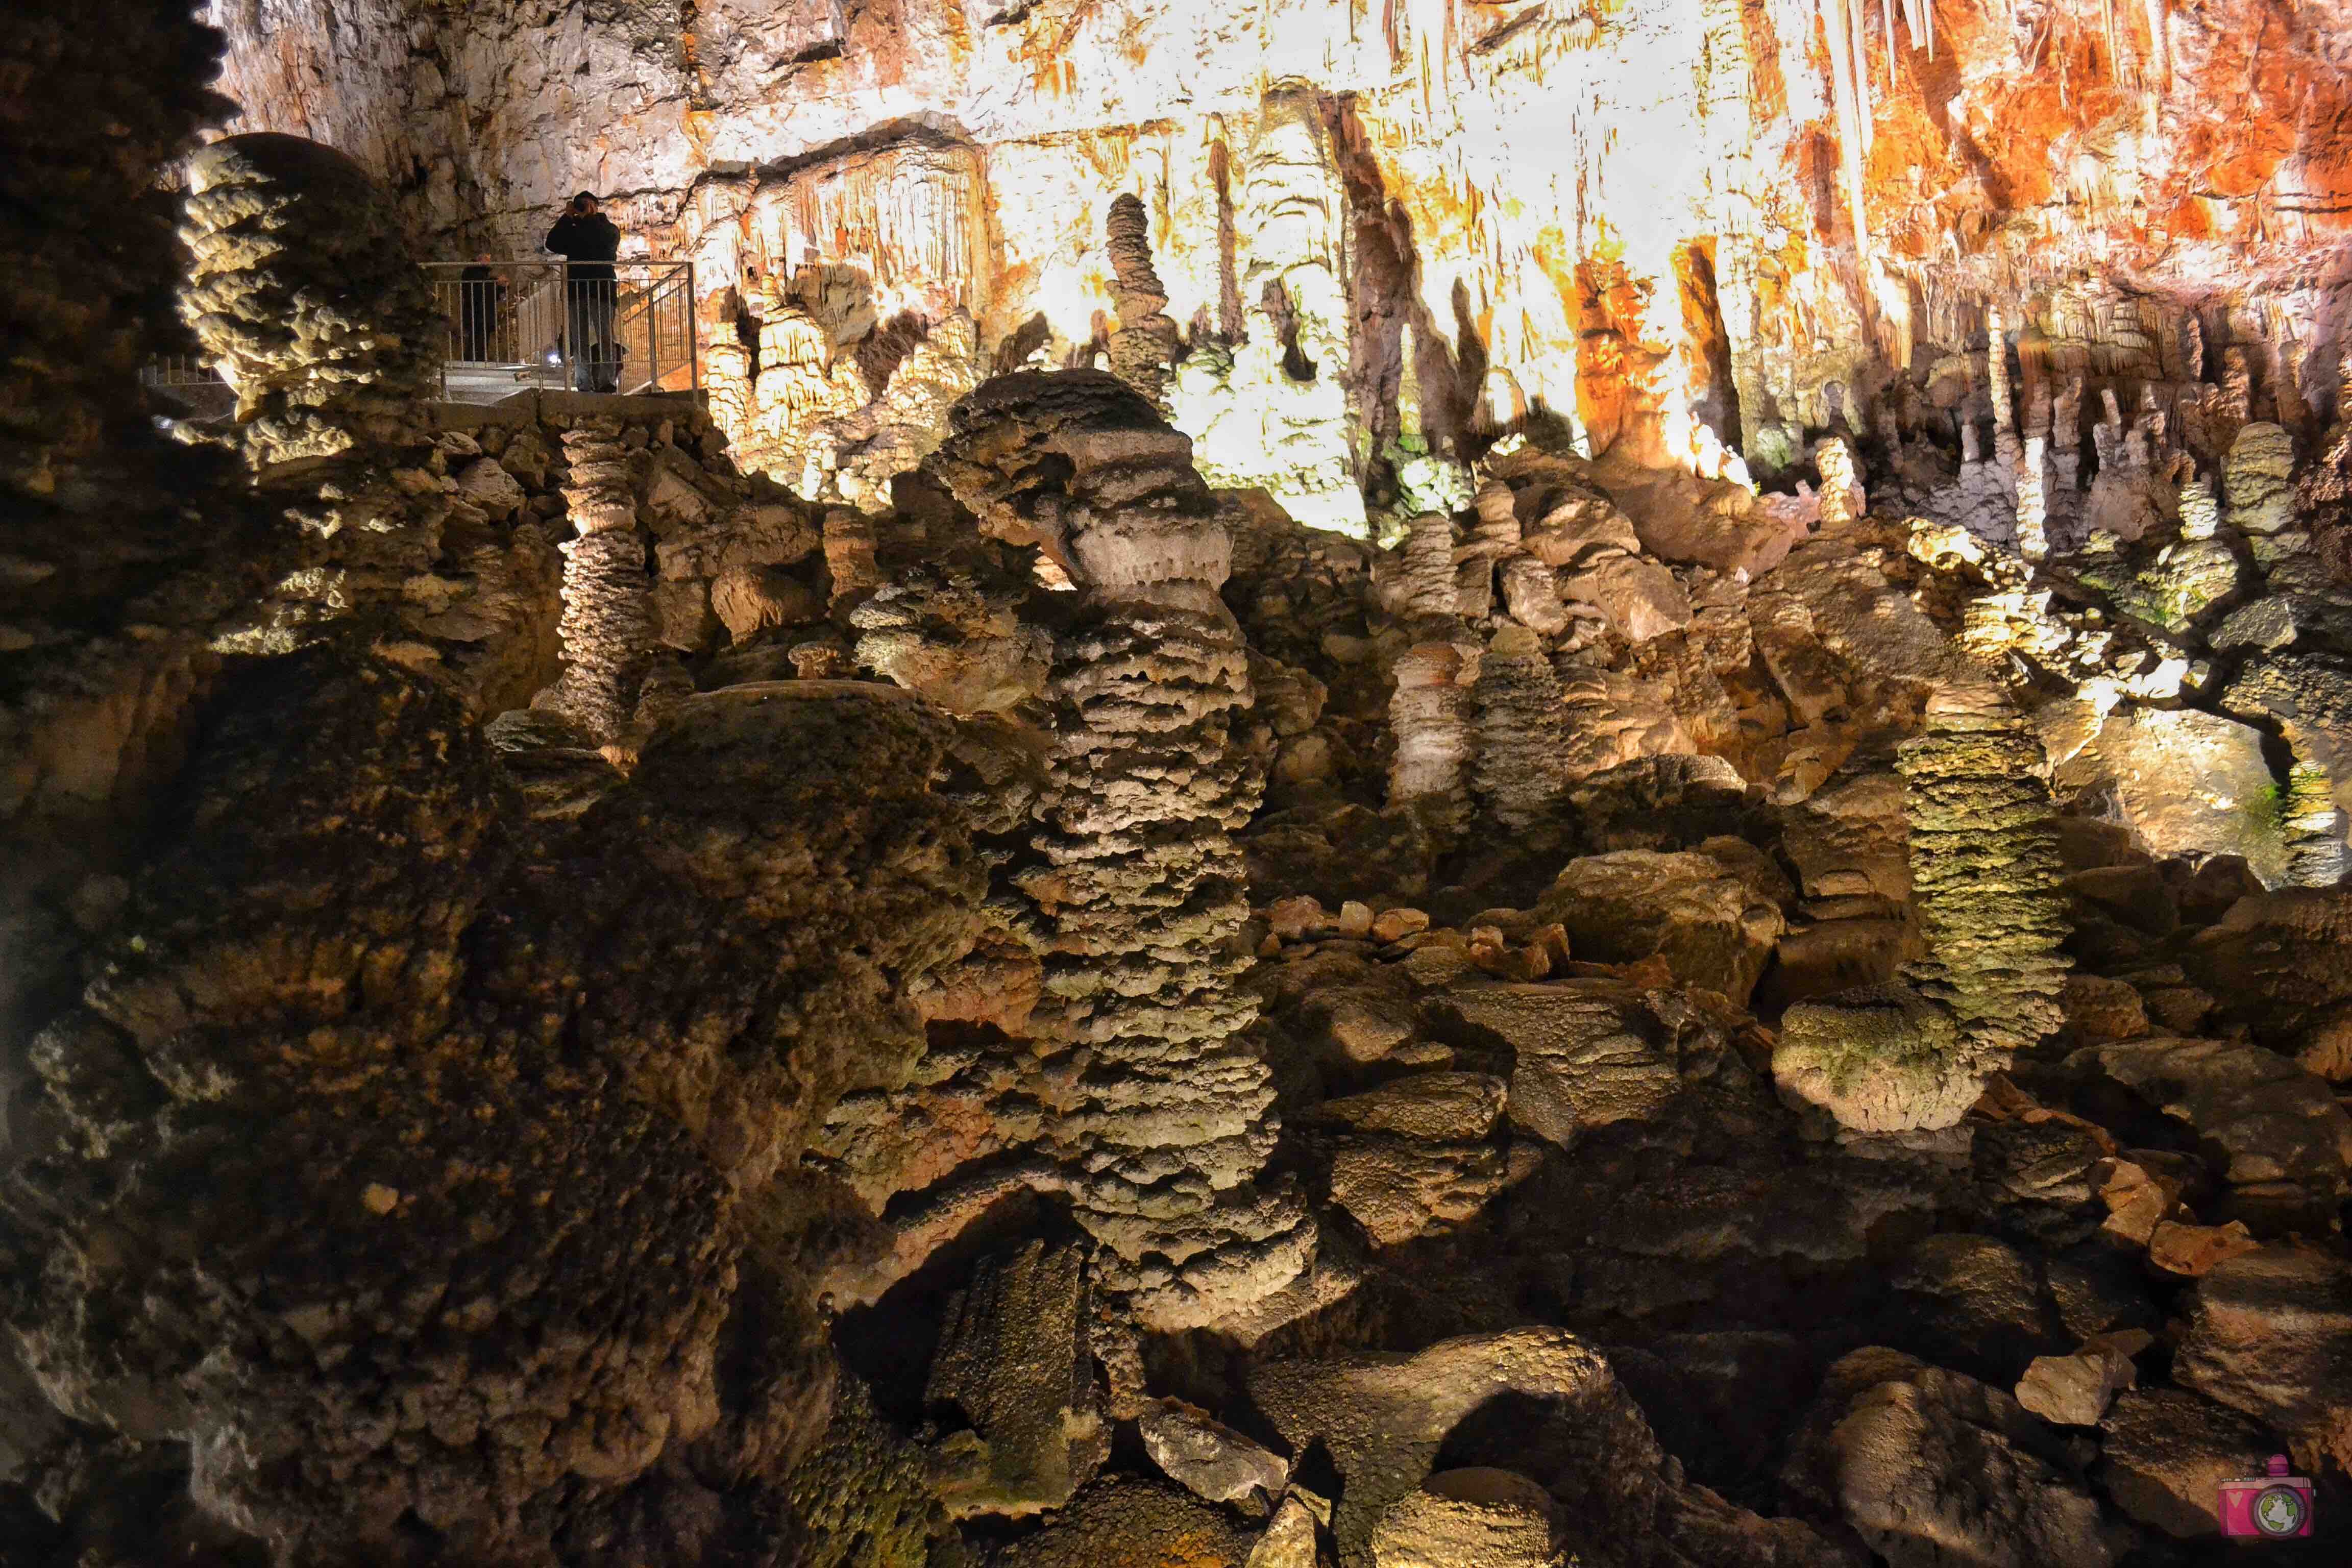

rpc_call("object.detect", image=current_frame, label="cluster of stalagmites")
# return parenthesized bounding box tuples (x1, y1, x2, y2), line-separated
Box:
(927, 372, 1318, 1334)
(178, 133, 440, 462)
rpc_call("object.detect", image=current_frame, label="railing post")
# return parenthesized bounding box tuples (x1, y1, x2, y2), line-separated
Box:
(689, 261, 699, 393)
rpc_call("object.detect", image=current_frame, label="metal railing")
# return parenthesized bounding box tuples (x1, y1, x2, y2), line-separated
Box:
(420, 259, 697, 399)
(149, 260, 699, 407)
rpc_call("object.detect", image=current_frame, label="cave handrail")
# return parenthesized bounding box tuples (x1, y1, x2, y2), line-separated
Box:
(419, 258, 698, 400)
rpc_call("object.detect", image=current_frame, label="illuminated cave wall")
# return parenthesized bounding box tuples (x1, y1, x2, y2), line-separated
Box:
(205, 0, 2352, 526)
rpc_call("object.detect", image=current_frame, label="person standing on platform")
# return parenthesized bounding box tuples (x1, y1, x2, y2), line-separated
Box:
(546, 192, 621, 393)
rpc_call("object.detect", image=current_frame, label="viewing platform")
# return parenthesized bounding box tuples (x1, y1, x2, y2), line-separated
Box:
(149, 258, 699, 413)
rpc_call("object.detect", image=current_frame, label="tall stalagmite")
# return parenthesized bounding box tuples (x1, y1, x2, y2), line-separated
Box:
(1898, 682, 2070, 1066)
(538, 419, 653, 748)
(1470, 624, 1568, 829)
(928, 372, 1316, 1332)
(1104, 193, 1180, 413)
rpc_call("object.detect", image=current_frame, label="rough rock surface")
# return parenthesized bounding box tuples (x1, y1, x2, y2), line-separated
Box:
(20, 4, 2352, 1562)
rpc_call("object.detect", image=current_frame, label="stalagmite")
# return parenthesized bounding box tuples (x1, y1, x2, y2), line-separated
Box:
(2054, 373, 2086, 474)
(2016, 435, 2051, 561)
(176, 133, 453, 648)
(537, 419, 652, 748)
(1402, 511, 1461, 624)
(1104, 193, 1180, 413)
(1388, 642, 1475, 838)
(2178, 472, 2220, 541)
(927, 372, 1319, 1333)
(1470, 623, 1567, 829)
(1898, 683, 2070, 1066)
(1986, 305, 2015, 435)
(704, 334, 754, 444)
(1817, 436, 1866, 528)
(823, 506, 885, 608)
(178, 133, 440, 464)
(2282, 761, 2349, 889)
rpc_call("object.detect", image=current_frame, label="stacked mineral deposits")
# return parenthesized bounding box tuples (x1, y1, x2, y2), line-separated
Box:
(175, 132, 453, 651)
(1387, 641, 1474, 839)
(928, 372, 1314, 1332)
(178, 134, 440, 462)
(535, 418, 653, 748)
(1104, 193, 1180, 412)
(1470, 623, 1568, 829)
(1897, 683, 2070, 1066)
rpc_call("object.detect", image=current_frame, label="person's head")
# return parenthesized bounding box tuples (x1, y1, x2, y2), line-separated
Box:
(569, 191, 599, 216)
(475, 251, 493, 264)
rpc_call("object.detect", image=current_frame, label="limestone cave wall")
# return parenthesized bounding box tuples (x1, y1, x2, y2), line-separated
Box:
(204, 0, 2352, 527)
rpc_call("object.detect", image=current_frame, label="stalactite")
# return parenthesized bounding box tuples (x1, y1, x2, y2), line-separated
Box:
(1820, 0, 1872, 261)
(1849, 0, 1875, 154)
(2145, 0, 2169, 89)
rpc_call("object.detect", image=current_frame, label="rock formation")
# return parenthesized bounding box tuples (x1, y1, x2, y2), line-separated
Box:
(929, 372, 1319, 1333)
(18, 0, 2352, 1563)
(536, 418, 654, 749)
(1104, 194, 1180, 413)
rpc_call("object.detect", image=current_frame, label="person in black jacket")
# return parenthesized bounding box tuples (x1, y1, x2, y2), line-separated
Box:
(546, 192, 622, 392)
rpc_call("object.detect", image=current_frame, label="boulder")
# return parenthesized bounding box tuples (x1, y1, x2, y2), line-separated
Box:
(1557, 553, 1693, 644)
(1313, 1072, 1507, 1141)
(2067, 1036, 2352, 1231)
(2175, 1244, 2352, 1472)
(1248, 1329, 1621, 1566)
(2055, 707, 2285, 884)
(1534, 846, 1786, 1005)
(1436, 983, 1681, 1147)
(1139, 1399, 1289, 1504)
(1252, 1328, 1847, 1568)
(1327, 1137, 1508, 1246)
(2098, 1387, 2278, 1538)
(1244, 1490, 1328, 1568)
(1771, 984, 1983, 1134)
(1369, 1469, 1563, 1568)
(455, 455, 527, 520)
(922, 1241, 1110, 1518)
(1781, 1349, 2120, 1567)
(990, 1477, 1252, 1568)
(2188, 888, 2352, 1036)
(1891, 1234, 2067, 1384)
(2148, 1219, 2262, 1277)
(2057, 974, 2147, 1043)
(2013, 1336, 2142, 1427)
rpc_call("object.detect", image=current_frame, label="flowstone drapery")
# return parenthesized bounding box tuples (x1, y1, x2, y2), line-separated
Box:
(928, 372, 1318, 1333)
